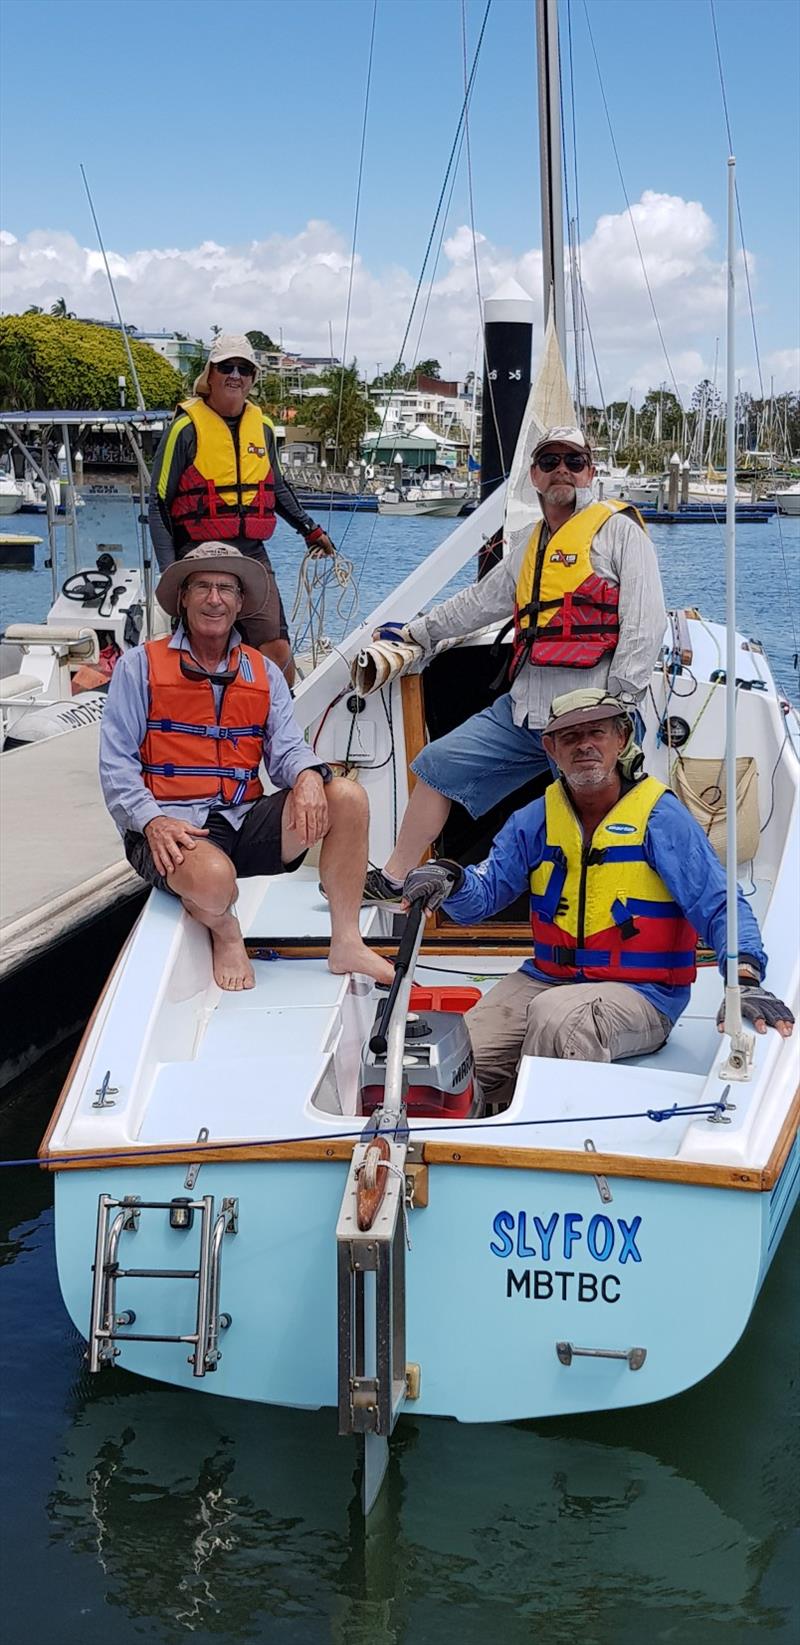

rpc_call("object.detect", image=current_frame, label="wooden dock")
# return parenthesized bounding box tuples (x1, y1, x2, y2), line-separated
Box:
(0, 724, 141, 980)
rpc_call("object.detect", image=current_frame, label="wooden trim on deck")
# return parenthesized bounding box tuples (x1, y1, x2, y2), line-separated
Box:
(41, 1093, 799, 1190)
(400, 674, 426, 796)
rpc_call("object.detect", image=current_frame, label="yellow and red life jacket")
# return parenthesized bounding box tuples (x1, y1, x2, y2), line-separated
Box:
(510, 499, 646, 679)
(169, 397, 276, 544)
(139, 636, 269, 806)
(529, 776, 697, 987)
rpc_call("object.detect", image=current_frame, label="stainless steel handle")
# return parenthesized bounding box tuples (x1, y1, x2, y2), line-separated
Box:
(556, 1341, 646, 1370)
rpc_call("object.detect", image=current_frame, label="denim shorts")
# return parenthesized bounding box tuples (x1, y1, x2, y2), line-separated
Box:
(410, 693, 555, 819)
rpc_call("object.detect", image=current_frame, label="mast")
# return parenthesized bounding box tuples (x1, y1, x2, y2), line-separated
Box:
(720, 154, 753, 1081)
(536, 0, 566, 353)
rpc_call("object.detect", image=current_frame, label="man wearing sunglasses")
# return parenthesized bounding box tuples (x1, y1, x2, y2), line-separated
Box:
(360, 425, 666, 907)
(149, 332, 335, 687)
(100, 544, 393, 993)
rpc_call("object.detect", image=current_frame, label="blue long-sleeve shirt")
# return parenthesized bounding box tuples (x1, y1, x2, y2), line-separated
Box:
(442, 786, 767, 1024)
(99, 625, 321, 837)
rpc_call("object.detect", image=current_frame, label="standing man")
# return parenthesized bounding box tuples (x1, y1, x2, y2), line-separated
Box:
(149, 333, 336, 686)
(402, 690, 794, 1103)
(100, 545, 392, 992)
(362, 427, 667, 903)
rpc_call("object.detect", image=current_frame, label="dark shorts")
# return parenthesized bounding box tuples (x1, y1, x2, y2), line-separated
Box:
(236, 547, 290, 647)
(124, 790, 306, 895)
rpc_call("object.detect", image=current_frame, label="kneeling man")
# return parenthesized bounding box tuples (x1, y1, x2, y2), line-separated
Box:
(100, 544, 392, 991)
(404, 690, 793, 1103)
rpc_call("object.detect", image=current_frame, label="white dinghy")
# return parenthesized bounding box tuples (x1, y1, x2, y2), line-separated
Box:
(41, 9, 799, 1516)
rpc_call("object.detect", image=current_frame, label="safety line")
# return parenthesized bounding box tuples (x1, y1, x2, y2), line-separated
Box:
(3, 1099, 731, 1172)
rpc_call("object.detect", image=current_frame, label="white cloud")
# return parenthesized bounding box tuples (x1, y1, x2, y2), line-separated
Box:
(0, 192, 795, 399)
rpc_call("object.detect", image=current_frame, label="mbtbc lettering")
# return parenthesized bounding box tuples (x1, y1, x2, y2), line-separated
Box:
(490, 1209, 642, 1265)
(506, 1269, 621, 1303)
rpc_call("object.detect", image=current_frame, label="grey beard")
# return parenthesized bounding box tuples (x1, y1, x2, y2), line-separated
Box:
(566, 764, 608, 791)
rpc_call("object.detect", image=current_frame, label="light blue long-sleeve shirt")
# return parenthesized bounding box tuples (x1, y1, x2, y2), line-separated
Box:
(99, 625, 322, 837)
(442, 784, 767, 1024)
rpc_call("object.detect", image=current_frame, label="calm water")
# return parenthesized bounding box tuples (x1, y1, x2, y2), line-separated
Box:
(1, 494, 798, 701)
(1, 498, 799, 1641)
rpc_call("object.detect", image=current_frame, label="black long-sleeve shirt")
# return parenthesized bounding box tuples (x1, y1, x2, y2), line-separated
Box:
(148, 403, 316, 572)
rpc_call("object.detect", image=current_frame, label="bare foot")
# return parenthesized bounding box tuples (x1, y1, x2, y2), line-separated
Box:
(210, 920, 255, 991)
(329, 939, 394, 986)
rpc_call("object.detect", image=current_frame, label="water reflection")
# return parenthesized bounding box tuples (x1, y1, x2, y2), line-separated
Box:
(2, 1062, 798, 1643)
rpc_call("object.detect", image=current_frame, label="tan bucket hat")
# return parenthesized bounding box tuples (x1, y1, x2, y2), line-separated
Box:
(156, 544, 270, 619)
(543, 688, 627, 737)
(194, 333, 259, 398)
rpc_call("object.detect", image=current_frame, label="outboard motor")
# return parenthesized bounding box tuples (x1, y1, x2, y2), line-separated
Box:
(359, 986, 484, 1120)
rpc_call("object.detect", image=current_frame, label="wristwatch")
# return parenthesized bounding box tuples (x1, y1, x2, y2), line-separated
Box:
(313, 763, 333, 784)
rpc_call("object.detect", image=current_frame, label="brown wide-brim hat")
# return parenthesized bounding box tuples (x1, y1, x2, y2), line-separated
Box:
(543, 689, 627, 737)
(156, 544, 271, 619)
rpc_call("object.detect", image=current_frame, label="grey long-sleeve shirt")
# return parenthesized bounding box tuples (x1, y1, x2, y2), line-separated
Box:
(407, 502, 667, 730)
(148, 404, 317, 572)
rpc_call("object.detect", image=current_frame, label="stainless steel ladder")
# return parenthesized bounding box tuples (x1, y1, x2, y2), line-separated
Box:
(88, 1192, 237, 1377)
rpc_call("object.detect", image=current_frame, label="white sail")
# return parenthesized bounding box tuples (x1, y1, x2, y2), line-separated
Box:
(503, 307, 577, 544)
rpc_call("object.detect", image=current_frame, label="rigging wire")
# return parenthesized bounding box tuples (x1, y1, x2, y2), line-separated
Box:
(340, 0, 494, 636)
(581, 0, 684, 409)
(460, 0, 505, 481)
(708, 0, 798, 672)
(328, 0, 378, 512)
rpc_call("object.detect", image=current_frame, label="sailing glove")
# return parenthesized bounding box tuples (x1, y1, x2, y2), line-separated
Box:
(716, 986, 795, 1034)
(372, 621, 413, 644)
(403, 859, 465, 911)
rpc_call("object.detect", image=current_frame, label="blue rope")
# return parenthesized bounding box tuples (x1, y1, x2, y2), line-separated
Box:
(0, 1099, 730, 1172)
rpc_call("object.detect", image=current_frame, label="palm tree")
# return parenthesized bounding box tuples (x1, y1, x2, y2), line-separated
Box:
(50, 297, 76, 319)
(24, 304, 44, 315)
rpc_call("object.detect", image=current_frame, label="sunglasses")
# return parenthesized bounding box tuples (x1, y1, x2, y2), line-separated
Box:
(214, 359, 255, 377)
(535, 451, 590, 472)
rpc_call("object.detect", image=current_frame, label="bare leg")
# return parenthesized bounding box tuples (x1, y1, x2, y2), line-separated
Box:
(167, 843, 254, 991)
(383, 778, 452, 882)
(260, 637, 296, 688)
(282, 779, 394, 985)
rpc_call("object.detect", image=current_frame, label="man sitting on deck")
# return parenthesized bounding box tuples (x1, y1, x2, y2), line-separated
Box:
(362, 425, 667, 904)
(402, 690, 793, 1105)
(99, 545, 392, 992)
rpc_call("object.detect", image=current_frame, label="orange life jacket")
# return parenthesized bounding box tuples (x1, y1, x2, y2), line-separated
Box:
(139, 636, 269, 805)
(169, 397, 276, 544)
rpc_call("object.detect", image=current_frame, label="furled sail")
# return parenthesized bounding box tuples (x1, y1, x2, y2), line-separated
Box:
(503, 308, 577, 543)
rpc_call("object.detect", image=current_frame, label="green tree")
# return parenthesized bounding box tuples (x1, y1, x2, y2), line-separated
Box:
(0, 314, 183, 411)
(246, 328, 277, 352)
(50, 296, 76, 319)
(414, 358, 441, 379)
(299, 361, 377, 466)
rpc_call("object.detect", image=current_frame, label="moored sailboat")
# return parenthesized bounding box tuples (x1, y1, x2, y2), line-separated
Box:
(40, 0, 799, 1517)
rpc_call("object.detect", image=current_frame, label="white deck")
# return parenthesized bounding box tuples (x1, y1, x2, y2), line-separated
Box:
(48, 860, 799, 1176)
(0, 724, 139, 979)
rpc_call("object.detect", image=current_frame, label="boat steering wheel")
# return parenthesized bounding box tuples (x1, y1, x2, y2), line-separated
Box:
(61, 570, 113, 604)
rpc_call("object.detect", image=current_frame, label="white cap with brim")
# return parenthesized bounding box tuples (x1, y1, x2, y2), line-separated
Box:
(194, 333, 260, 398)
(155, 544, 270, 619)
(530, 426, 592, 465)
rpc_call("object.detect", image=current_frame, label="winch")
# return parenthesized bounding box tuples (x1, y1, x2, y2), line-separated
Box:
(359, 985, 484, 1119)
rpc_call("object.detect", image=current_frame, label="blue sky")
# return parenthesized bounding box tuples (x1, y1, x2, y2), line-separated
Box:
(1, 0, 798, 397)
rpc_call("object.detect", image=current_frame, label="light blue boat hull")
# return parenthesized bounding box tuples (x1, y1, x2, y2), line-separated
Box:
(55, 1131, 799, 1421)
